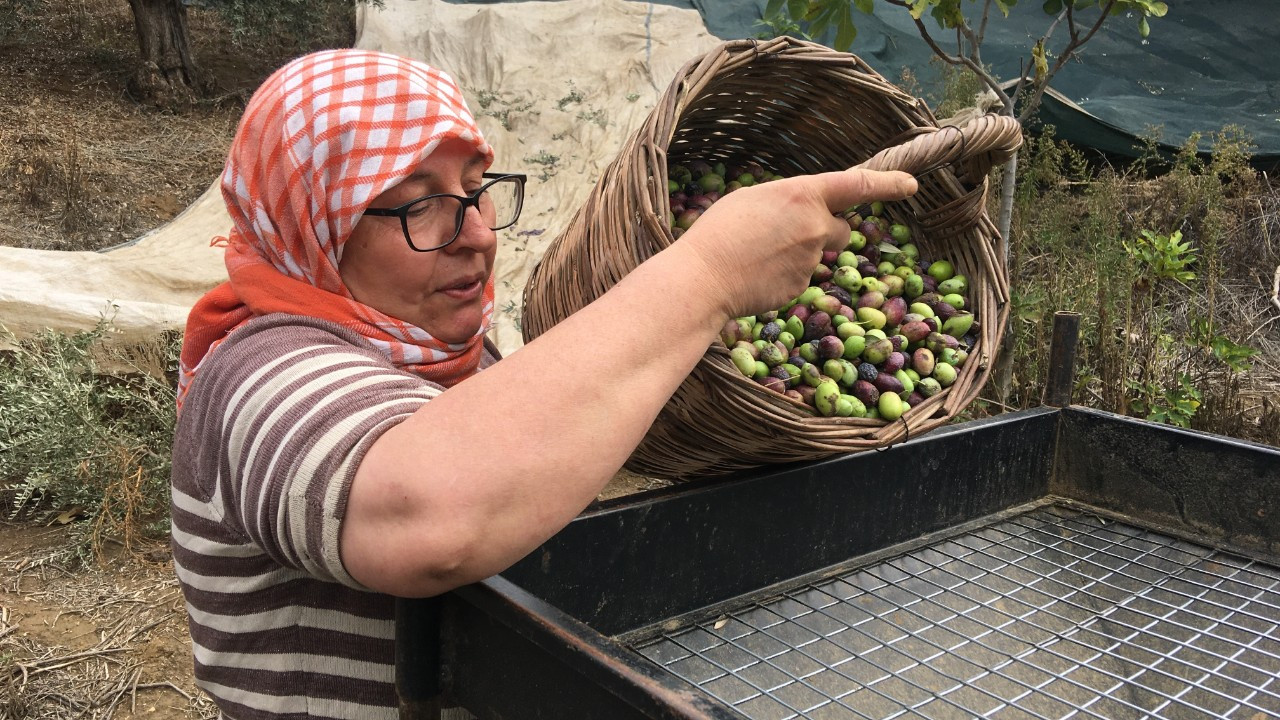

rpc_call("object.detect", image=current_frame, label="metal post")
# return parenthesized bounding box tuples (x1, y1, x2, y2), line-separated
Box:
(1042, 311, 1081, 408)
(396, 596, 443, 720)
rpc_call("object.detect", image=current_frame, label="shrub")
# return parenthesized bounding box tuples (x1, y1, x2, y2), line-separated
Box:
(0, 321, 179, 560)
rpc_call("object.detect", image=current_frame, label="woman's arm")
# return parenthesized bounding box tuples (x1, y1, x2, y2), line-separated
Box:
(341, 169, 917, 597)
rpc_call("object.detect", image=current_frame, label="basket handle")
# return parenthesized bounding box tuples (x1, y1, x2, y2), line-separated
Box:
(853, 114, 1022, 183)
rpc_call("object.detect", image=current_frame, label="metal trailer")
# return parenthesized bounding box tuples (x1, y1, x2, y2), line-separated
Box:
(396, 314, 1280, 719)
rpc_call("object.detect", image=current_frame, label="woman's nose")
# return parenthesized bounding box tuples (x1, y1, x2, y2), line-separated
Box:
(448, 204, 497, 254)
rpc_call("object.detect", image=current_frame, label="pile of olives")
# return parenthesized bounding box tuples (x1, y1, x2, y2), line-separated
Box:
(668, 159, 978, 421)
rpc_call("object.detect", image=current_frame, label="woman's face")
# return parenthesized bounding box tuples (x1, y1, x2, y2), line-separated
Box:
(339, 138, 497, 344)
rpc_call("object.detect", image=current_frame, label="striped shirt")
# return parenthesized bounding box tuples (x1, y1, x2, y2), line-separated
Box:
(170, 314, 497, 719)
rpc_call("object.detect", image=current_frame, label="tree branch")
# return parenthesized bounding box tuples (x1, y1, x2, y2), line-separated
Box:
(1018, 0, 1116, 123)
(978, 0, 993, 46)
(905, 14, 966, 65)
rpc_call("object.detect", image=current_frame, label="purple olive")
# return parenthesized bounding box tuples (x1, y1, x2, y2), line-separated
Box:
(872, 373, 904, 394)
(933, 302, 958, 321)
(881, 296, 907, 328)
(825, 286, 853, 307)
(812, 264, 834, 284)
(675, 208, 703, 229)
(883, 351, 906, 374)
(817, 335, 845, 361)
(787, 304, 811, 323)
(852, 379, 880, 405)
(758, 375, 786, 394)
(856, 291, 886, 310)
(804, 311, 833, 342)
(901, 320, 931, 343)
(688, 194, 715, 210)
(796, 384, 818, 405)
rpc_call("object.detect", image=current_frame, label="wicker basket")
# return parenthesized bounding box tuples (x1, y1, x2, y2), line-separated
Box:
(521, 37, 1023, 480)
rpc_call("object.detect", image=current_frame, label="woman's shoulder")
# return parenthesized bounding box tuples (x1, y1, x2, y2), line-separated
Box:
(222, 313, 383, 356)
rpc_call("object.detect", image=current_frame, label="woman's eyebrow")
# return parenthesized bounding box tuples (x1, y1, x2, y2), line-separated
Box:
(404, 155, 488, 184)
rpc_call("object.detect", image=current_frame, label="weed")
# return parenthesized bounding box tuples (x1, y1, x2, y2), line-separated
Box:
(524, 150, 560, 182)
(470, 89, 536, 131)
(556, 81, 584, 111)
(0, 320, 179, 558)
(1003, 123, 1277, 444)
(576, 108, 608, 129)
(626, 92, 640, 103)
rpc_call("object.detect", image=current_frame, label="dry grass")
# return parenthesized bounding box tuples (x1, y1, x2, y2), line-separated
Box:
(0, 525, 215, 719)
(984, 128, 1280, 446)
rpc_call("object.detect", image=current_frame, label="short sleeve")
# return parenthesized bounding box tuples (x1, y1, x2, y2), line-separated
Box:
(180, 315, 444, 589)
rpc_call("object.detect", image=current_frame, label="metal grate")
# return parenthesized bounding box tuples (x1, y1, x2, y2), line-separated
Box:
(631, 505, 1280, 719)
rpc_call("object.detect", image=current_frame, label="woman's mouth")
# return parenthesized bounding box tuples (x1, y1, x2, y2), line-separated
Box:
(440, 277, 484, 300)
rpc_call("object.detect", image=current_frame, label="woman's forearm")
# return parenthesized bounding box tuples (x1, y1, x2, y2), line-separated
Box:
(343, 240, 729, 596)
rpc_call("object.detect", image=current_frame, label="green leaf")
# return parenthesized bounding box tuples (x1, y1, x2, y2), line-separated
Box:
(1139, 15, 1149, 38)
(1148, 1, 1168, 17)
(787, 0, 808, 22)
(834, 11, 858, 51)
(910, 0, 929, 20)
(1042, 0, 1062, 13)
(764, 0, 787, 20)
(994, 0, 1012, 17)
(854, 0, 873, 14)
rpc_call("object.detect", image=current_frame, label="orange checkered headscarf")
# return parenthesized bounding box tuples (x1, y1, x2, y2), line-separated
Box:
(177, 49, 495, 410)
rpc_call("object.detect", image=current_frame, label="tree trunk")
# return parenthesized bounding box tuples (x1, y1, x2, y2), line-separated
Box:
(996, 153, 1017, 264)
(127, 0, 201, 101)
(992, 152, 1019, 407)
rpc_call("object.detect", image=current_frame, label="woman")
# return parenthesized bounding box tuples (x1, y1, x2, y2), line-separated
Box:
(171, 48, 916, 719)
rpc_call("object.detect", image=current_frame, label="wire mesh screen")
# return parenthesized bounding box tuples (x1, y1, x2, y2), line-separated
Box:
(631, 505, 1280, 719)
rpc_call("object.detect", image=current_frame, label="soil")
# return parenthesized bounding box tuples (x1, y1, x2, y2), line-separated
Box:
(0, 523, 214, 719)
(0, 1, 354, 253)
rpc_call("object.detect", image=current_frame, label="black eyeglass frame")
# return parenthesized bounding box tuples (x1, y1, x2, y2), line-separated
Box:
(362, 172, 527, 253)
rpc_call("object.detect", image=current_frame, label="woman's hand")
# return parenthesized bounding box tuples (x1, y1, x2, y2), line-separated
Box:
(675, 169, 917, 320)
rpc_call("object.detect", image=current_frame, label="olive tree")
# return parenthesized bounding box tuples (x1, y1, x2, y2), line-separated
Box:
(763, 0, 1168, 258)
(126, 0, 370, 100)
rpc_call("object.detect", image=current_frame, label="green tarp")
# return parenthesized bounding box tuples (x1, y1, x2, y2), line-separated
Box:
(660, 0, 1280, 167)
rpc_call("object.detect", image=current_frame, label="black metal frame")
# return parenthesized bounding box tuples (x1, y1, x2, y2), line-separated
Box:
(395, 312, 1280, 718)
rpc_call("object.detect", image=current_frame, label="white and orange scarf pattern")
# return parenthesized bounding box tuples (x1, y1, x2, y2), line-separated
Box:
(177, 49, 495, 410)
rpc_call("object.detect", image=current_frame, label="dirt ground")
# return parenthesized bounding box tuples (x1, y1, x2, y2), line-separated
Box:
(0, 523, 215, 719)
(0, 1, 354, 253)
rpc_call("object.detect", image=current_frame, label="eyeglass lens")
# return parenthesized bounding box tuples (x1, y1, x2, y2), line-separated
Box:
(404, 177, 522, 251)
